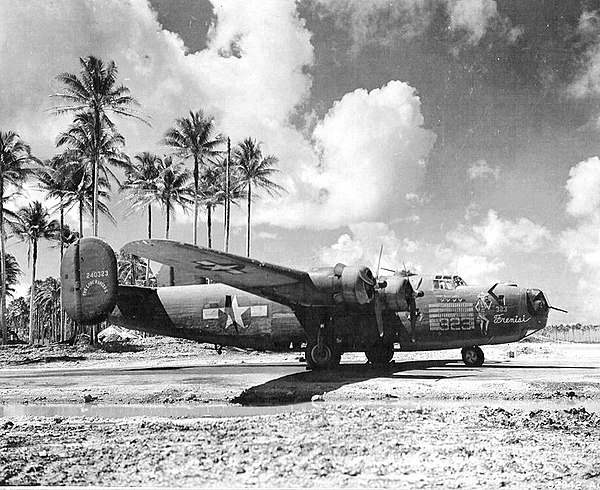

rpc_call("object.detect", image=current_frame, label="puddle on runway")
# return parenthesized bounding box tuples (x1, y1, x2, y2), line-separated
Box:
(2, 398, 600, 419)
(0, 403, 315, 419)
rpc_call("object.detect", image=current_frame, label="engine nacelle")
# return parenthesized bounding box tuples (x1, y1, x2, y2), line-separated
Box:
(379, 275, 412, 312)
(61, 237, 118, 324)
(309, 263, 375, 306)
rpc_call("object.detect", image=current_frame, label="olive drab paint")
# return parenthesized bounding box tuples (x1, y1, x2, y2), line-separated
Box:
(61, 237, 118, 324)
(59, 237, 560, 369)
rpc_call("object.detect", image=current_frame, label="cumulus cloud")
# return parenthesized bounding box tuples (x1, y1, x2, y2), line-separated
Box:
(0, 0, 314, 170)
(467, 159, 500, 180)
(434, 246, 504, 284)
(447, 0, 498, 43)
(318, 222, 418, 271)
(447, 209, 551, 255)
(560, 156, 600, 321)
(314, 0, 519, 51)
(569, 10, 600, 99)
(312, 0, 431, 55)
(1, 0, 437, 231)
(565, 156, 600, 217)
(258, 80, 436, 228)
(316, 211, 544, 285)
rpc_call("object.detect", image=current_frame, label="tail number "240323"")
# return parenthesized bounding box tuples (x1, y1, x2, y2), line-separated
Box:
(86, 270, 109, 279)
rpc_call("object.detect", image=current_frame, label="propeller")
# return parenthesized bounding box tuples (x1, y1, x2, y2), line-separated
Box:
(371, 249, 424, 338)
(373, 245, 385, 337)
(405, 274, 424, 333)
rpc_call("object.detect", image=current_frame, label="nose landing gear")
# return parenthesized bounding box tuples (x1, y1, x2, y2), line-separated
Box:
(461, 346, 484, 367)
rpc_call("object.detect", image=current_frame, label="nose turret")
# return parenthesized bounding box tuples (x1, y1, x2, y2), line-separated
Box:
(526, 289, 549, 317)
(522, 288, 551, 337)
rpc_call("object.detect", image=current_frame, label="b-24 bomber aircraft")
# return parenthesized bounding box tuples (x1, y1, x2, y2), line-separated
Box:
(60, 237, 562, 369)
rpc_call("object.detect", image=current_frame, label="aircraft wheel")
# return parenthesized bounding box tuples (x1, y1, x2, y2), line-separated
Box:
(365, 343, 395, 365)
(461, 346, 484, 367)
(305, 341, 340, 370)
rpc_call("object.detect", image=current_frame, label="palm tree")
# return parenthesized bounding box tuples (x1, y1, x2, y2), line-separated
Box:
(7, 297, 28, 342)
(235, 138, 284, 257)
(164, 110, 222, 246)
(117, 251, 150, 286)
(153, 157, 193, 288)
(38, 156, 79, 258)
(122, 152, 162, 239)
(215, 153, 246, 252)
(155, 157, 194, 239)
(43, 155, 114, 237)
(10, 201, 60, 344)
(4, 253, 22, 298)
(55, 112, 129, 235)
(52, 55, 145, 236)
(198, 164, 224, 249)
(56, 111, 130, 188)
(33, 277, 61, 343)
(0, 131, 36, 345)
(122, 152, 162, 284)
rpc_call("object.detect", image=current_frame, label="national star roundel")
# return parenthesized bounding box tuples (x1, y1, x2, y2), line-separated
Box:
(194, 260, 246, 275)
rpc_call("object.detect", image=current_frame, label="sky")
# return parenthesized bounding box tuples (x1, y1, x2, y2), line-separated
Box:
(2, 0, 600, 323)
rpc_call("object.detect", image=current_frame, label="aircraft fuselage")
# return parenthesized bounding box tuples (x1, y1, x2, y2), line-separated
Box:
(109, 280, 548, 353)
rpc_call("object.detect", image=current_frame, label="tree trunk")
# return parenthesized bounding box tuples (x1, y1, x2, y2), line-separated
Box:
(166, 206, 174, 286)
(92, 107, 101, 237)
(59, 207, 65, 340)
(166, 206, 171, 239)
(146, 204, 152, 285)
(79, 199, 84, 238)
(0, 178, 6, 345)
(224, 138, 230, 252)
(193, 154, 199, 246)
(246, 183, 252, 257)
(207, 205, 212, 248)
(28, 240, 38, 345)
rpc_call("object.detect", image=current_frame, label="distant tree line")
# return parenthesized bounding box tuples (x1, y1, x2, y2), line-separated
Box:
(541, 324, 600, 343)
(0, 55, 283, 345)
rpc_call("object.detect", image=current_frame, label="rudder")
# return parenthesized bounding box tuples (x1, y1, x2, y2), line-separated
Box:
(61, 237, 118, 324)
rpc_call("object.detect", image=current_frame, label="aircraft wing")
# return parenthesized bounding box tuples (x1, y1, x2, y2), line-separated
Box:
(122, 239, 318, 307)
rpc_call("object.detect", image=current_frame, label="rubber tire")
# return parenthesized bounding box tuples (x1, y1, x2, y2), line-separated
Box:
(461, 346, 484, 367)
(365, 343, 395, 365)
(305, 341, 341, 370)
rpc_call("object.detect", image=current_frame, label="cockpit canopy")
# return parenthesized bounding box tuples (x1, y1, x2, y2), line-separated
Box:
(432, 274, 467, 290)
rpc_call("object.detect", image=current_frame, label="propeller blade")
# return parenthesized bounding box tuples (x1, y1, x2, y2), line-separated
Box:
(375, 244, 383, 279)
(374, 293, 384, 337)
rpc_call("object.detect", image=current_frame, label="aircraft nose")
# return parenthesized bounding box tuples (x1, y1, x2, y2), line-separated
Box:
(526, 288, 549, 317)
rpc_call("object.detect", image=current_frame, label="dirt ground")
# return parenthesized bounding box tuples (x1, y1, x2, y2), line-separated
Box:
(1, 335, 600, 488)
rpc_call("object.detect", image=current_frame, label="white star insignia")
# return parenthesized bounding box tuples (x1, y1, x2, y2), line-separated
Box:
(220, 296, 249, 330)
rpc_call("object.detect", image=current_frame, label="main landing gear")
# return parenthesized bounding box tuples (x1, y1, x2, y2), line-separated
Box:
(461, 346, 484, 367)
(305, 340, 341, 370)
(305, 324, 341, 370)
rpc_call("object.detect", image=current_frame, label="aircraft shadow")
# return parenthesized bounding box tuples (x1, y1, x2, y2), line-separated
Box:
(231, 358, 464, 406)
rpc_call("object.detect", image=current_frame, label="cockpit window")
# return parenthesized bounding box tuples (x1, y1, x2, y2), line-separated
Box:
(434, 275, 453, 290)
(453, 276, 467, 287)
(433, 275, 467, 290)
